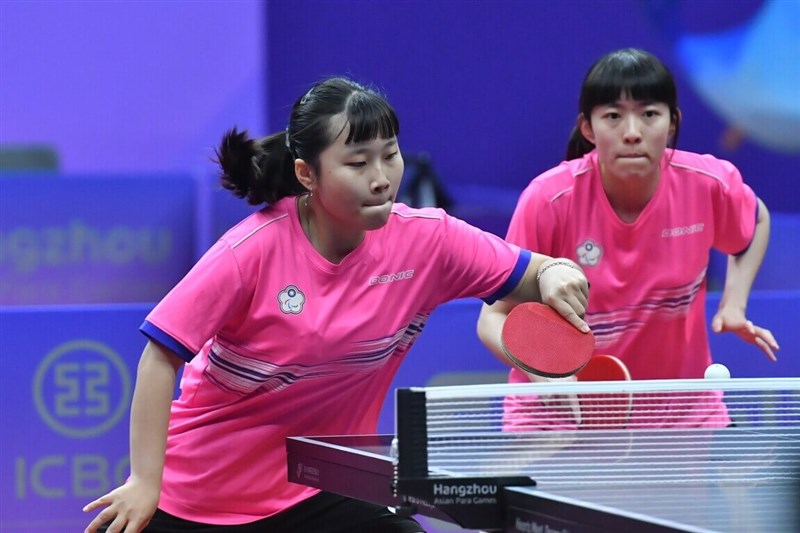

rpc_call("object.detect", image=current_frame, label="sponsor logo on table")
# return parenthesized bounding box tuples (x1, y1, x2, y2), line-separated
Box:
(431, 482, 497, 505)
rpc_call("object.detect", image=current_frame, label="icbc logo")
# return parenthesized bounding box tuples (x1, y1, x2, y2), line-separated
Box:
(33, 339, 132, 438)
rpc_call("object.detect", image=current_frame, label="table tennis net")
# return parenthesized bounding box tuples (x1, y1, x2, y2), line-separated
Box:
(394, 378, 800, 488)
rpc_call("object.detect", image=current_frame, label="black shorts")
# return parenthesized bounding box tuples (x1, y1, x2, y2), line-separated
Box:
(100, 492, 424, 532)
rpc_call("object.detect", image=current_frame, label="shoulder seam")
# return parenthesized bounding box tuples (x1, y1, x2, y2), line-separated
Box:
(547, 163, 588, 203)
(230, 213, 290, 249)
(574, 166, 591, 177)
(551, 186, 574, 203)
(669, 162, 729, 191)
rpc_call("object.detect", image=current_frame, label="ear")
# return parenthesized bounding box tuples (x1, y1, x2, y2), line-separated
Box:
(578, 114, 595, 144)
(294, 159, 315, 192)
(670, 108, 682, 139)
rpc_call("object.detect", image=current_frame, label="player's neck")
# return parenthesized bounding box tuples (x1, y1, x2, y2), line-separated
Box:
(299, 195, 365, 264)
(599, 166, 660, 223)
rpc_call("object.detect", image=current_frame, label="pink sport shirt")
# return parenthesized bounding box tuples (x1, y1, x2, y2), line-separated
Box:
(141, 196, 530, 524)
(503, 149, 757, 430)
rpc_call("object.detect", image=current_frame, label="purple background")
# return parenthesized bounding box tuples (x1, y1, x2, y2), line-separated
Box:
(1, 0, 797, 212)
(266, 0, 799, 212)
(0, 0, 266, 174)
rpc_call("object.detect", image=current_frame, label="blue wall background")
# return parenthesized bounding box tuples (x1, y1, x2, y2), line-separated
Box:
(267, 0, 800, 214)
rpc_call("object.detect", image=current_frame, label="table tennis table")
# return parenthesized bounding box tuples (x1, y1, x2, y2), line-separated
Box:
(287, 378, 800, 532)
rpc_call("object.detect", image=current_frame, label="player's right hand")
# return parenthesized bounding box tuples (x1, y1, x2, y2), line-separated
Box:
(537, 259, 590, 334)
(525, 372, 582, 425)
(83, 477, 159, 533)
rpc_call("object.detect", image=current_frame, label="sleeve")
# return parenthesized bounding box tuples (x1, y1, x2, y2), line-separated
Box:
(710, 160, 758, 256)
(139, 239, 247, 361)
(506, 180, 558, 255)
(433, 213, 531, 305)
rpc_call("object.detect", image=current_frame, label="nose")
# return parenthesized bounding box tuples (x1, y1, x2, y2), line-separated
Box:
(622, 116, 642, 144)
(370, 162, 391, 193)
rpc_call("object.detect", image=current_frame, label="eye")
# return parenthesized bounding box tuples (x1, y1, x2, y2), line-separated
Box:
(346, 161, 367, 168)
(643, 109, 660, 118)
(384, 151, 399, 161)
(604, 112, 621, 120)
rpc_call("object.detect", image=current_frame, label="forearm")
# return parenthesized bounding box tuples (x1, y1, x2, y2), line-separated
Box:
(477, 301, 516, 367)
(477, 253, 587, 365)
(476, 253, 553, 362)
(128, 341, 183, 490)
(720, 198, 770, 310)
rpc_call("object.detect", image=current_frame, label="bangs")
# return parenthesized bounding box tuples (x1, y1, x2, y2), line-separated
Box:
(581, 51, 676, 113)
(341, 91, 400, 144)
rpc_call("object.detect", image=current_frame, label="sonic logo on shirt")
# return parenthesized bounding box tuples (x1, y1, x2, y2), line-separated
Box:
(278, 285, 306, 314)
(369, 269, 415, 285)
(576, 239, 602, 267)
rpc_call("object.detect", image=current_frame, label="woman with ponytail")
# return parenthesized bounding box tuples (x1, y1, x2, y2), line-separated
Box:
(478, 49, 778, 431)
(83, 76, 590, 533)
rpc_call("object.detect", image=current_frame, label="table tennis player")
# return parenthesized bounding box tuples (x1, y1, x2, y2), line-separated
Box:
(477, 48, 779, 431)
(82, 77, 590, 533)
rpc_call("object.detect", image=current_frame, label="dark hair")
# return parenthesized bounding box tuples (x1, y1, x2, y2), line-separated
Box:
(566, 48, 680, 160)
(215, 77, 400, 205)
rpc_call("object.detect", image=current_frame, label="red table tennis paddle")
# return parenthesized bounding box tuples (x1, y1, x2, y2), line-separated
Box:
(577, 354, 630, 381)
(577, 354, 632, 429)
(501, 302, 595, 378)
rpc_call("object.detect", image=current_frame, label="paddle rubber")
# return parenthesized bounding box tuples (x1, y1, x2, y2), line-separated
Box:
(501, 302, 595, 378)
(577, 354, 632, 429)
(577, 354, 631, 382)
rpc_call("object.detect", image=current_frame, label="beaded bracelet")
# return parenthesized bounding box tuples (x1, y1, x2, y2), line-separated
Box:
(536, 259, 582, 283)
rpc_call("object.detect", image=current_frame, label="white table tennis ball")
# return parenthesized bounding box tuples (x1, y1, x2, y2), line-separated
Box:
(704, 363, 731, 379)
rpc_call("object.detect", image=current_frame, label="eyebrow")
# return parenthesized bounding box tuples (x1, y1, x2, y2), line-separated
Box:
(345, 139, 397, 154)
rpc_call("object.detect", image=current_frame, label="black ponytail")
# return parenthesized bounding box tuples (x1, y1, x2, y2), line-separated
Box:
(215, 128, 301, 205)
(565, 125, 595, 161)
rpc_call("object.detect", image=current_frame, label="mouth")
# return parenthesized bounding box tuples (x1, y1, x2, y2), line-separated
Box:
(618, 153, 647, 159)
(364, 198, 392, 208)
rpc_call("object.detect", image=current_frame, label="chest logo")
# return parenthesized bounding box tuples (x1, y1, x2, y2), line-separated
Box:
(662, 223, 705, 238)
(369, 269, 415, 285)
(278, 285, 306, 314)
(576, 239, 602, 267)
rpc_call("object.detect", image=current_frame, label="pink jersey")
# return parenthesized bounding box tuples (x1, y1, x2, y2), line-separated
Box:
(504, 149, 756, 429)
(141, 196, 529, 524)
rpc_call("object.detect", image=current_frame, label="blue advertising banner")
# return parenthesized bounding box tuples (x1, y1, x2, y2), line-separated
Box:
(193, 172, 260, 256)
(0, 304, 151, 532)
(0, 175, 197, 305)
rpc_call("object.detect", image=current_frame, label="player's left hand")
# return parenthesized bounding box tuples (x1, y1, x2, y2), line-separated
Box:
(711, 306, 779, 362)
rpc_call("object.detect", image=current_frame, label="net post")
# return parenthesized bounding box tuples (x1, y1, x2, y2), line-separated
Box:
(396, 388, 428, 478)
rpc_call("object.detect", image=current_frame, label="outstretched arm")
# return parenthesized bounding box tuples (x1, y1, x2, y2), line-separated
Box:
(711, 197, 779, 360)
(478, 255, 590, 369)
(83, 341, 184, 533)
(478, 256, 588, 422)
